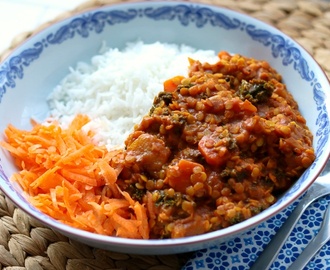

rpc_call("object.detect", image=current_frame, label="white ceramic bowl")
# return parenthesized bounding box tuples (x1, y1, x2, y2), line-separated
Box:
(0, 1, 330, 255)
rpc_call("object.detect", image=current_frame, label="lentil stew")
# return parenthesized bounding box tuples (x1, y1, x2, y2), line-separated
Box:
(117, 51, 315, 238)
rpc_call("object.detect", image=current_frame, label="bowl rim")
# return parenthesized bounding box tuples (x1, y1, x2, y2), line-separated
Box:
(0, 0, 330, 254)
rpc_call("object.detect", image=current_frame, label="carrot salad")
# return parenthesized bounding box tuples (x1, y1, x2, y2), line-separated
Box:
(0, 114, 149, 239)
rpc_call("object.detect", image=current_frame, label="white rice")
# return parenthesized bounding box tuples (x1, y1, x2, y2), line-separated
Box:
(47, 41, 218, 150)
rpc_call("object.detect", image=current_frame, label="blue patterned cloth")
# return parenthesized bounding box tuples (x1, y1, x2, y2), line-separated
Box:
(183, 195, 330, 270)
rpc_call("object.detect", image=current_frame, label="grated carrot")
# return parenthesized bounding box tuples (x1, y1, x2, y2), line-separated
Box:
(0, 114, 150, 239)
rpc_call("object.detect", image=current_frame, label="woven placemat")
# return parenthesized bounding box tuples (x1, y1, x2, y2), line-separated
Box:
(0, 0, 330, 269)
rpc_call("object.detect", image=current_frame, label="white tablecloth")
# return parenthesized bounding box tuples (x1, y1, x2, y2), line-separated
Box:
(0, 0, 86, 53)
